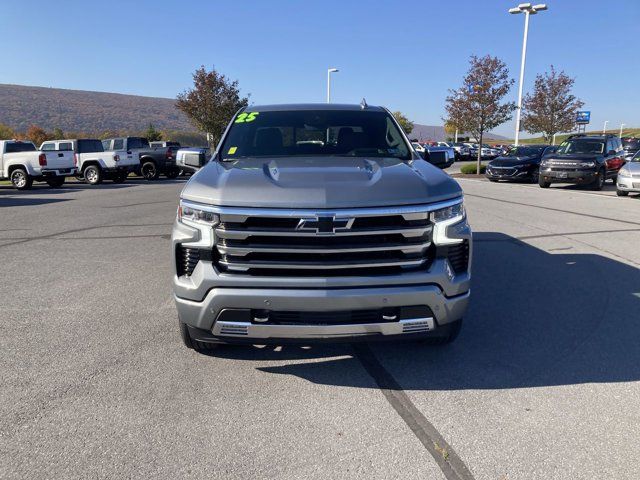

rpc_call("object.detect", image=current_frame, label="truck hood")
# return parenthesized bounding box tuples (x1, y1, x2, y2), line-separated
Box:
(544, 153, 601, 163)
(181, 156, 462, 208)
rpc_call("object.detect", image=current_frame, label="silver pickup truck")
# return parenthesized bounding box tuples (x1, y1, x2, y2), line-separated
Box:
(172, 104, 472, 352)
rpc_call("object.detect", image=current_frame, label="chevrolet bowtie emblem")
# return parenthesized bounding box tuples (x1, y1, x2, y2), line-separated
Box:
(297, 215, 354, 234)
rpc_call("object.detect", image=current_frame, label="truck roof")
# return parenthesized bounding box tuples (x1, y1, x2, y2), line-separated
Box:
(244, 103, 386, 112)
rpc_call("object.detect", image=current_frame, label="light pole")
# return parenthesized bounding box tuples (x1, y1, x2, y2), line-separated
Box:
(327, 68, 339, 103)
(509, 3, 548, 147)
(603, 120, 609, 134)
(619, 123, 625, 138)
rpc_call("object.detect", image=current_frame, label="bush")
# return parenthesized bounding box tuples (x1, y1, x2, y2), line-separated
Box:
(460, 163, 486, 174)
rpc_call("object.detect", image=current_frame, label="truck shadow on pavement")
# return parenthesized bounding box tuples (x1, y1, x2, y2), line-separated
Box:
(216, 231, 640, 391)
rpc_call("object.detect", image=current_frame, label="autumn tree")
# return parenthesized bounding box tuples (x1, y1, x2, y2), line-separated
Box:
(392, 111, 414, 135)
(0, 123, 16, 140)
(176, 66, 249, 146)
(145, 123, 162, 142)
(444, 120, 459, 142)
(25, 125, 52, 147)
(444, 55, 516, 173)
(522, 66, 584, 143)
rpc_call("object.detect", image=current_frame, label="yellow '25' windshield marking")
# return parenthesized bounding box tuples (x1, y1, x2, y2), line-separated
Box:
(235, 112, 259, 123)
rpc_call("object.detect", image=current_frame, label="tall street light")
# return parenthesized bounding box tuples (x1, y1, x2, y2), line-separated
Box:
(619, 123, 625, 138)
(603, 120, 609, 134)
(327, 68, 339, 103)
(509, 3, 548, 147)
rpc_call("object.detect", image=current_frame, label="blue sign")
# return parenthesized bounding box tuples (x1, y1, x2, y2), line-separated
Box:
(576, 111, 591, 124)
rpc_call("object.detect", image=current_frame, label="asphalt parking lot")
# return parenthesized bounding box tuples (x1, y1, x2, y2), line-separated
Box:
(2, 177, 640, 479)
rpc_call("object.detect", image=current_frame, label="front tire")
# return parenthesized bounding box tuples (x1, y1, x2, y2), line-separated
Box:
(141, 160, 159, 180)
(83, 165, 103, 185)
(10, 168, 33, 190)
(590, 169, 605, 191)
(179, 321, 218, 354)
(46, 177, 65, 188)
(539, 177, 551, 188)
(617, 189, 629, 197)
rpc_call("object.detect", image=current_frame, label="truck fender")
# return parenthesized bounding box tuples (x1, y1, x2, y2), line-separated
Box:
(6, 161, 37, 177)
(80, 160, 102, 173)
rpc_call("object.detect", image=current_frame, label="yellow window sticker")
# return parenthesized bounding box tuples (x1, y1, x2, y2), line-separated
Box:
(228, 146, 238, 155)
(245, 112, 259, 122)
(235, 112, 260, 123)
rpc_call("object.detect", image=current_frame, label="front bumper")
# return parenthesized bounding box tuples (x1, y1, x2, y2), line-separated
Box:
(540, 168, 597, 184)
(616, 175, 640, 192)
(175, 285, 469, 344)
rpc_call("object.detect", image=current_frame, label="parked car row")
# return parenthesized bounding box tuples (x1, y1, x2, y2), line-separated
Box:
(0, 137, 210, 190)
(485, 134, 639, 197)
(410, 141, 455, 168)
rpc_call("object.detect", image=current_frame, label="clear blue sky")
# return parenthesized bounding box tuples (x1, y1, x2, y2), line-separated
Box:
(2, 0, 638, 136)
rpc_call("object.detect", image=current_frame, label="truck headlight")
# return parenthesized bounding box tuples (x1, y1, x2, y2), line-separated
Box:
(178, 200, 219, 226)
(582, 162, 596, 168)
(432, 199, 466, 245)
(618, 169, 631, 178)
(177, 200, 218, 248)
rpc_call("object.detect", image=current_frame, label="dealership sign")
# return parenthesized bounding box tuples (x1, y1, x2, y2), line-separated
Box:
(576, 111, 591, 124)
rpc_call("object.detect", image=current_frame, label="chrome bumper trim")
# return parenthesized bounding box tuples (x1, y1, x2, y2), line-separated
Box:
(212, 317, 435, 339)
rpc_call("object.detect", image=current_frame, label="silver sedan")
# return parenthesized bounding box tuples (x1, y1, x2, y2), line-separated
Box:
(616, 151, 640, 196)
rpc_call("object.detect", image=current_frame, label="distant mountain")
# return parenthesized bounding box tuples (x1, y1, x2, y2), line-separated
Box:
(408, 123, 508, 142)
(0, 83, 194, 134)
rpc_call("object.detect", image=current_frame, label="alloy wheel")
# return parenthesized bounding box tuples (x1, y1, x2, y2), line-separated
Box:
(12, 171, 26, 188)
(85, 168, 98, 183)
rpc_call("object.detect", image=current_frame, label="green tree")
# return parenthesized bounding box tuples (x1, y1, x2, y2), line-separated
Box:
(52, 127, 65, 139)
(392, 111, 414, 135)
(176, 65, 249, 146)
(444, 55, 516, 174)
(0, 123, 16, 140)
(522, 66, 584, 144)
(145, 123, 163, 142)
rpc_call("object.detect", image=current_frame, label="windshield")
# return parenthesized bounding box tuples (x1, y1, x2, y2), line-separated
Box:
(220, 109, 411, 160)
(632, 151, 640, 162)
(557, 139, 604, 154)
(504, 146, 545, 157)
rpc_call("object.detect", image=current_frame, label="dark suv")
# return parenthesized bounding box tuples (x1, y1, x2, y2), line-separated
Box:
(538, 134, 626, 190)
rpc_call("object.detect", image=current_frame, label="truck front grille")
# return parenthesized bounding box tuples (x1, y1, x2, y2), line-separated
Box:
(213, 208, 434, 276)
(489, 167, 516, 176)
